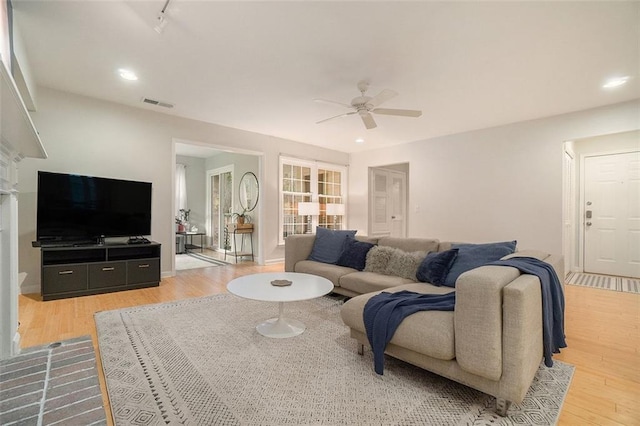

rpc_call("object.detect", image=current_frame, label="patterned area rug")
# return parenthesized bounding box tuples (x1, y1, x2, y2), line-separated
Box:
(175, 253, 229, 270)
(566, 272, 640, 294)
(95, 295, 573, 425)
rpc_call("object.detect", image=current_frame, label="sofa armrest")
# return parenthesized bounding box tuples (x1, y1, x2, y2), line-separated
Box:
(500, 274, 544, 402)
(284, 234, 316, 272)
(454, 265, 520, 380)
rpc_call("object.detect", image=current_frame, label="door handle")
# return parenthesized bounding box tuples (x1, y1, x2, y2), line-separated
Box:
(586, 222, 592, 227)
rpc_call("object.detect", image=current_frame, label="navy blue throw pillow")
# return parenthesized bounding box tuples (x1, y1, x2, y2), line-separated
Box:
(443, 241, 517, 287)
(416, 249, 459, 286)
(336, 236, 375, 271)
(308, 227, 357, 264)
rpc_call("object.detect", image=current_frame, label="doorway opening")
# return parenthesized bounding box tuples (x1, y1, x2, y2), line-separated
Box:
(563, 130, 640, 279)
(207, 166, 233, 251)
(173, 141, 262, 273)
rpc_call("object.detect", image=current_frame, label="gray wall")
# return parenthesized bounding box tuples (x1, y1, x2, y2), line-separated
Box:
(18, 87, 348, 294)
(348, 100, 640, 255)
(16, 85, 639, 294)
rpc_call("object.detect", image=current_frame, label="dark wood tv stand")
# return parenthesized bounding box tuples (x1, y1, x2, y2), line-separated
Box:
(40, 242, 161, 301)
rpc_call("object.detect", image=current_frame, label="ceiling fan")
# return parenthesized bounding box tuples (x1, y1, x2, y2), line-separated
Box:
(315, 81, 422, 130)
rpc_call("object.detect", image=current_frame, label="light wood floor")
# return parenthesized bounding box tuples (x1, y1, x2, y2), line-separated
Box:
(18, 264, 640, 425)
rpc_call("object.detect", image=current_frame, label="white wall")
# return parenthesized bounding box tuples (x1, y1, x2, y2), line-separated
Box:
(573, 130, 639, 156)
(348, 100, 640, 255)
(18, 87, 348, 294)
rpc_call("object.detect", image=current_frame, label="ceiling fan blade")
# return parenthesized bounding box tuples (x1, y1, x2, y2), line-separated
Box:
(361, 112, 377, 129)
(367, 89, 397, 108)
(313, 98, 352, 109)
(316, 111, 356, 124)
(372, 108, 422, 117)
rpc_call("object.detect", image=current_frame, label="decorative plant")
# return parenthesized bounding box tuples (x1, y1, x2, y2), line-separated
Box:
(176, 209, 191, 225)
(232, 209, 251, 224)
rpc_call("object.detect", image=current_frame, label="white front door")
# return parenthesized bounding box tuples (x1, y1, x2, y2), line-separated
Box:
(584, 151, 640, 278)
(369, 168, 406, 238)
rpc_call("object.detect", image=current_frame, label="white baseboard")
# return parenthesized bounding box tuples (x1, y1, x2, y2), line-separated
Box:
(12, 332, 21, 356)
(264, 258, 284, 265)
(20, 283, 40, 295)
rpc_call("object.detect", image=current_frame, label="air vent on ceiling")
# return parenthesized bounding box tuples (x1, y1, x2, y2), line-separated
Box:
(142, 97, 174, 108)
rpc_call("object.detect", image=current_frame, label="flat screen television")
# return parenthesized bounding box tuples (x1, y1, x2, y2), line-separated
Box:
(36, 171, 152, 244)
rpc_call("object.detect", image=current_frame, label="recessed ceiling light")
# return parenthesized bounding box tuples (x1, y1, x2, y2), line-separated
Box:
(602, 76, 629, 89)
(118, 69, 138, 81)
(355, 138, 365, 144)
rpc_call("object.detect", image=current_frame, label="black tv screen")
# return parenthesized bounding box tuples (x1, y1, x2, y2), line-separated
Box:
(36, 171, 152, 242)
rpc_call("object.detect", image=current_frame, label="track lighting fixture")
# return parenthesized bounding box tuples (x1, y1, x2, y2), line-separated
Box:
(154, 0, 171, 34)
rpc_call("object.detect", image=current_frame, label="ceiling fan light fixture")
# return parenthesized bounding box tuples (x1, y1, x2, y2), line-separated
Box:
(315, 81, 421, 130)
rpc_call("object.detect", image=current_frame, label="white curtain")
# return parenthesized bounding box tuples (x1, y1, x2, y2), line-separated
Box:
(176, 163, 187, 215)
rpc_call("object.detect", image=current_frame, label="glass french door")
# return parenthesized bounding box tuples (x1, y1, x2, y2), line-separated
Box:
(208, 167, 233, 250)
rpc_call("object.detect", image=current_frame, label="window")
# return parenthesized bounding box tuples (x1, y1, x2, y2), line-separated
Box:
(279, 157, 347, 244)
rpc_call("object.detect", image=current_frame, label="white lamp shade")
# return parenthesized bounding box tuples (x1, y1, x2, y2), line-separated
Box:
(326, 203, 345, 216)
(298, 202, 320, 216)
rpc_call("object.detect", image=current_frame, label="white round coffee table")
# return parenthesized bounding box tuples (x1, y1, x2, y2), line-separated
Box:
(227, 272, 334, 338)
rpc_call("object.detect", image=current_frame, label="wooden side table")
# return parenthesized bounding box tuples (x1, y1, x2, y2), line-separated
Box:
(224, 224, 254, 262)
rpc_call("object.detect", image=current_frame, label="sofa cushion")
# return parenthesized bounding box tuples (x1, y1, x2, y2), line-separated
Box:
(336, 236, 375, 271)
(385, 249, 426, 281)
(340, 283, 456, 360)
(339, 271, 414, 294)
(293, 260, 354, 287)
(416, 249, 459, 286)
(443, 241, 517, 287)
(363, 246, 396, 274)
(308, 227, 357, 264)
(378, 237, 440, 253)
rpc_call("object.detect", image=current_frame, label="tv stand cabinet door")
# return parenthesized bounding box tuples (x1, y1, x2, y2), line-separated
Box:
(42, 265, 88, 295)
(127, 258, 160, 285)
(88, 262, 127, 289)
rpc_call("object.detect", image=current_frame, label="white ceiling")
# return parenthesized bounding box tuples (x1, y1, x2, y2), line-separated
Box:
(12, 1, 639, 154)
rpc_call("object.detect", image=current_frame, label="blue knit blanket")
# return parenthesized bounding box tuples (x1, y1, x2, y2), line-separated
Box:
(363, 257, 566, 375)
(488, 257, 567, 367)
(363, 290, 456, 374)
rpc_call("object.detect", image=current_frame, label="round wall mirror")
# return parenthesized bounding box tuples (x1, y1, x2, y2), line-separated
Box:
(239, 172, 259, 212)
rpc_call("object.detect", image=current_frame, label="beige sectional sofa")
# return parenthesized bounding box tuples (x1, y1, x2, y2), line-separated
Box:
(284, 234, 564, 415)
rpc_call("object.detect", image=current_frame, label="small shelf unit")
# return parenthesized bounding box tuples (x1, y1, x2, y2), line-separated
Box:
(40, 243, 161, 301)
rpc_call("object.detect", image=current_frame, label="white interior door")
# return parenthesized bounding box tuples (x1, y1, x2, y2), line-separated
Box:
(369, 168, 406, 237)
(584, 151, 640, 278)
(389, 172, 406, 238)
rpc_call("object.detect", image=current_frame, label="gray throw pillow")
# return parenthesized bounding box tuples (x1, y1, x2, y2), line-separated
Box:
(384, 248, 427, 281)
(364, 246, 395, 273)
